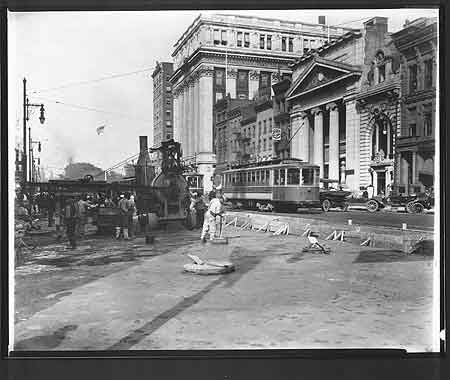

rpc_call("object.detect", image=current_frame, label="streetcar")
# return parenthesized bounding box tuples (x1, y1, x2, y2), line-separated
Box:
(221, 159, 321, 212)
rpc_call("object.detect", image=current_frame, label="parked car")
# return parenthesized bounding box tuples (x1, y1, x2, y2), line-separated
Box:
(319, 179, 351, 212)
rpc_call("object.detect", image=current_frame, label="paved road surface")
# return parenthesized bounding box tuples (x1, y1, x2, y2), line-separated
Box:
(14, 229, 435, 352)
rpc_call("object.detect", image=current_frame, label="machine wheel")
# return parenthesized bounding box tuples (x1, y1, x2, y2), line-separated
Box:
(366, 199, 379, 212)
(321, 199, 331, 212)
(412, 202, 425, 214)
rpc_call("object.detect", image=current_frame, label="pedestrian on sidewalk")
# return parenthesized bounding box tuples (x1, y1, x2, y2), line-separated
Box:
(64, 196, 78, 249)
(200, 191, 223, 243)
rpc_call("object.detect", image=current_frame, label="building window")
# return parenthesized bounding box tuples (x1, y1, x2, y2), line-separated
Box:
(237, 31, 243, 47)
(424, 59, 433, 89)
(424, 111, 432, 136)
(409, 64, 418, 93)
(166, 133, 172, 139)
(281, 37, 287, 51)
(252, 126, 256, 138)
(288, 37, 294, 52)
(221, 30, 227, 45)
(266, 35, 272, 50)
(263, 120, 267, 134)
(237, 70, 249, 99)
(244, 32, 250, 48)
(214, 29, 220, 45)
(303, 39, 309, 54)
(259, 71, 271, 88)
(166, 86, 171, 92)
(258, 121, 262, 136)
(378, 64, 386, 83)
(408, 123, 417, 137)
(166, 121, 172, 127)
(260, 34, 265, 49)
(166, 99, 171, 106)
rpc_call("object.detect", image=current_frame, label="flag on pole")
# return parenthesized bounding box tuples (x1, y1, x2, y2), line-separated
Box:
(96, 125, 106, 135)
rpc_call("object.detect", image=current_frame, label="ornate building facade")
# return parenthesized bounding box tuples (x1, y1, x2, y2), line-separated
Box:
(170, 13, 354, 191)
(287, 17, 404, 194)
(391, 18, 437, 194)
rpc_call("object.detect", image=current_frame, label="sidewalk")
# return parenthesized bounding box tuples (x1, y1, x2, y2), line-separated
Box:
(14, 229, 435, 352)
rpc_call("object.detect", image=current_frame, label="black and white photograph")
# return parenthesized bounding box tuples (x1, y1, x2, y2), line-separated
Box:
(8, 8, 440, 353)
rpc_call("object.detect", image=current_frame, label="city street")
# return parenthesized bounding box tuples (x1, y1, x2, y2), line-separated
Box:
(246, 209, 435, 231)
(14, 226, 434, 352)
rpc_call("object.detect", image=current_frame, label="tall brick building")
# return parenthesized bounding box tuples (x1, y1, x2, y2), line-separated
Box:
(287, 17, 403, 194)
(152, 62, 174, 147)
(391, 18, 437, 194)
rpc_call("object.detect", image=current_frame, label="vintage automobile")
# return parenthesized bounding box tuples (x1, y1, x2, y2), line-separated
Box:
(366, 188, 434, 213)
(319, 179, 351, 212)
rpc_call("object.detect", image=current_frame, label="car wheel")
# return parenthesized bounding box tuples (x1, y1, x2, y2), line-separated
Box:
(341, 203, 349, 212)
(412, 202, 425, 214)
(406, 201, 415, 214)
(366, 199, 379, 212)
(321, 199, 331, 212)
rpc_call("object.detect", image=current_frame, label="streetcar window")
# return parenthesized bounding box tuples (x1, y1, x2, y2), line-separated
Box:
(238, 172, 243, 184)
(280, 169, 286, 185)
(251, 171, 255, 184)
(314, 168, 320, 184)
(265, 170, 270, 185)
(256, 171, 260, 184)
(261, 170, 265, 183)
(287, 168, 300, 185)
(274, 169, 279, 185)
(302, 168, 314, 185)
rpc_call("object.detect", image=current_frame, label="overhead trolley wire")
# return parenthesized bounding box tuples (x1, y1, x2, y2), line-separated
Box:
(29, 67, 154, 94)
(31, 96, 153, 123)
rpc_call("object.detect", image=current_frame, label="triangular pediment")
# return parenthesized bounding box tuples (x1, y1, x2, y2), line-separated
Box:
(286, 58, 361, 100)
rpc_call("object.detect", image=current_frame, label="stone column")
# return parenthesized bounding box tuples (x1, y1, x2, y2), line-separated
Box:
(226, 68, 237, 98)
(193, 74, 200, 155)
(412, 151, 417, 186)
(173, 89, 180, 143)
(249, 70, 259, 100)
(179, 86, 186, 155)
(198, 66, 215, 192)
(375, 123, 379, 155)
(311, 107, 324, 179)
(294, 111, 310, 162)
(185, 82, 193, 158)
(345, 100, 360, 192)
(290, 109, 302, 160)
(327, 102, 340, 182)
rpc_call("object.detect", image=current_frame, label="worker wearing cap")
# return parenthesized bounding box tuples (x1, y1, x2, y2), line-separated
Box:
(200, 191, 222, 243)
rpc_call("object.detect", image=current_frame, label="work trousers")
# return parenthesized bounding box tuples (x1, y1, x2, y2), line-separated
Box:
(201, 212, 219, 240)
(65, 219, 77, 248)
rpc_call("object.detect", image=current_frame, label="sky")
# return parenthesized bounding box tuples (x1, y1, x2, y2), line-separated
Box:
(8, 8, 439, 177)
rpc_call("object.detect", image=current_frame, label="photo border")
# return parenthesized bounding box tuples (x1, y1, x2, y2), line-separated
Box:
(1, 0, 448, 379)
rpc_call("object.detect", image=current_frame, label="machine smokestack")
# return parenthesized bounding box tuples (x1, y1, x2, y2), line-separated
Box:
(135, 135, 154, 185)
(139, 136, 148, 154)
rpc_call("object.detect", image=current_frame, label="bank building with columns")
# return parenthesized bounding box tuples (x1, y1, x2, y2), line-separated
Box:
(287, 16, 403, 195)
(170, 13, 353, 191)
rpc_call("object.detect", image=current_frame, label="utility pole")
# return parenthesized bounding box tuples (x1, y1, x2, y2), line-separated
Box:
(22, 77, 46, 185)
(23, 78, 27, 184)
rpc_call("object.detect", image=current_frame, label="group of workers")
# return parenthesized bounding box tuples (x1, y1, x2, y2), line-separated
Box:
(189, 188, 226, 243)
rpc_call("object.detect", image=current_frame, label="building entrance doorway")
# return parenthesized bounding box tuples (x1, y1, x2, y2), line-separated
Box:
(376, 170, 386, 196)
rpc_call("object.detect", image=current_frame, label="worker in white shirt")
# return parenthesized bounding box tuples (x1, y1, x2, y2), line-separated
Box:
(200, 191, 222, 243)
